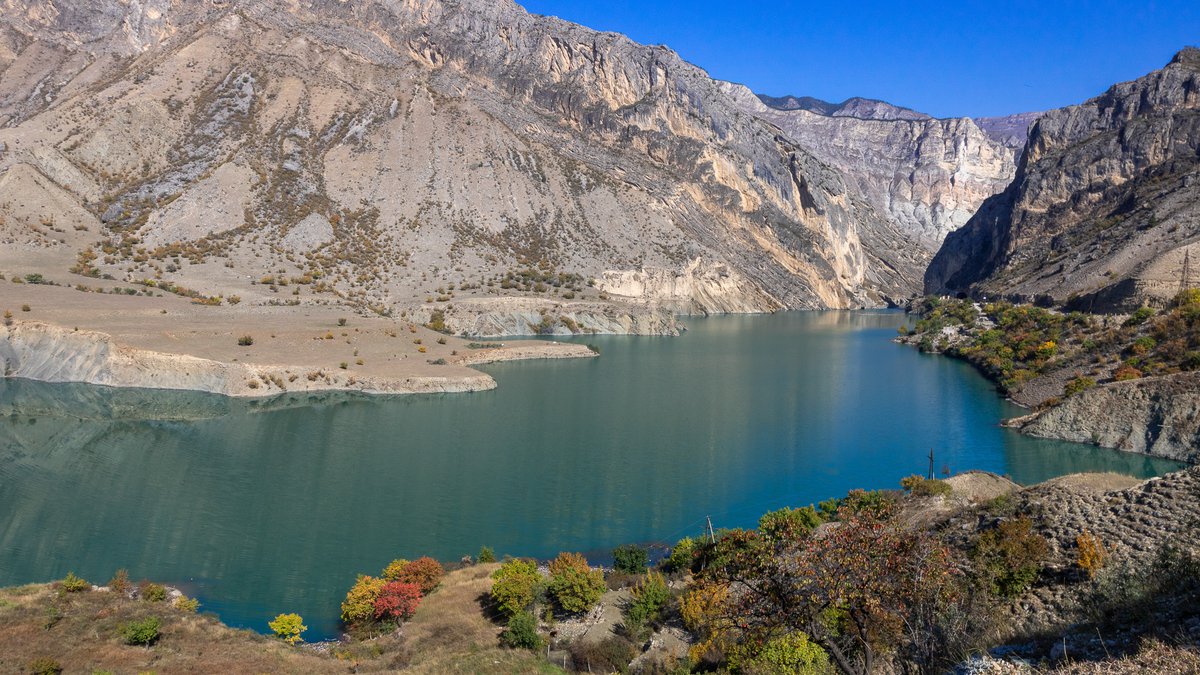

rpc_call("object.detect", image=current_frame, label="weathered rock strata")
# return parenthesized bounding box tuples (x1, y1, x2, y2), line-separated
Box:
(0, 0, 931, 328)
(928, 48, 1200, 311)
(1013, 372, 1200, 464)
(721, 82, 1021, 250)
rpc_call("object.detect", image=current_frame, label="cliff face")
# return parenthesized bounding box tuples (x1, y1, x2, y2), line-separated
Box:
(1016, 372, 1200, 464)
(722, 82, 1022, 252)
(927, 48, 1200, 310)
(0, 0, 931, 327)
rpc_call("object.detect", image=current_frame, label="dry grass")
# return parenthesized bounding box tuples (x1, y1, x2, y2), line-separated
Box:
(0, 567, 563, 673)
(0, 583, 342, 674)
(398, 563, 504, 664)
(1049, 640, 1200, 673)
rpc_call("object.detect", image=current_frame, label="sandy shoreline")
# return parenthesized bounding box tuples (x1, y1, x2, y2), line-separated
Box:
(0, 283, 596, 397)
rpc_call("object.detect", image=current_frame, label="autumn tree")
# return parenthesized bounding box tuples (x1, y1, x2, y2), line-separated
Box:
(490, 559, 542, 616)
(389, 556, 444, 594)
(341, 575, 386, 626)
(700, 504, 963, 675)
(374, 581, 422, 621)
(548, 552, 605, 614)
(269, 613, 307, 645)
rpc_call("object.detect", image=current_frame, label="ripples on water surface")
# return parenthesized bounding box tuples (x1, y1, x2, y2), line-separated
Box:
(0, 311, 1182, 638)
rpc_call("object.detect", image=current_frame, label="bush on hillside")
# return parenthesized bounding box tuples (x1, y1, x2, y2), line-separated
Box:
(548, 552, 605, 614)
(612, 544, 649, 574)
(900, 475, 954, 498)
(971, 517, 1049, 598)
(499, 611, 543, 650)
(119, 616, 160, 646)
(490, 559, 541, 616)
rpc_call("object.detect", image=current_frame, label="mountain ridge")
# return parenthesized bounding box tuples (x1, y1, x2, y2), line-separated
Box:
(926, 47, 1200, 310)
(0, 0, 933, 334)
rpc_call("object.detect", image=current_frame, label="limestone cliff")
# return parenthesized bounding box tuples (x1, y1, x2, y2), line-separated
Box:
(721, 82, 1021, 252)
(927, 48, 1200, 311)
(0, 0, 930, 332)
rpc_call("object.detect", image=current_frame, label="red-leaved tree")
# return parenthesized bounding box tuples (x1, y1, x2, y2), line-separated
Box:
(373, 581, 422, 621)
(393, 556, 445, 595)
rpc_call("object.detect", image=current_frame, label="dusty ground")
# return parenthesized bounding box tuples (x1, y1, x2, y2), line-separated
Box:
(0, 280, 594, 396)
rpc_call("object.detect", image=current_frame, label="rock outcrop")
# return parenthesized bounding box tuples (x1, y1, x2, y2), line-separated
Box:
(0, 320, 591, 396)
(722, 82, 1022, 250)
(927, 48, 1200, 311)
(0, 0, 933, 331)
(1014, 372, 1200, 464)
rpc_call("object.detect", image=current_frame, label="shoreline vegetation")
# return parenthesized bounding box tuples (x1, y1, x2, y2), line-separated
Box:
(3, 468, 1198, 673)
(898, 293, 1200, 464)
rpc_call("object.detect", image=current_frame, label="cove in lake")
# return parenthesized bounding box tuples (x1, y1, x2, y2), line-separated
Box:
(0, 311, 1183, 639)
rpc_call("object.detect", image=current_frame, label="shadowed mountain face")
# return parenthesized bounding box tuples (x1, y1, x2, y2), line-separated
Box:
(0, 0, 938, 326)
(927, 48, 1200, 311)
(757, 94, 931, 121)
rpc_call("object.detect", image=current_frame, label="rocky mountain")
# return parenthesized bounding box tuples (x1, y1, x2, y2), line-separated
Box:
(0, 0, 937, 337)
(974, 111, 1042, 151)
(757, 93, 931, 121)
(926, 48, 1200, 311)
(722, 82, 1023, 249)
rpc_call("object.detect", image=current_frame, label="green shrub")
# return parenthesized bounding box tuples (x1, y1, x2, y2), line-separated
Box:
(140, 582, 167, 602)
(612, 544, 649, 574)
(900, 475, 953, 498)
(27, 657, 62, 675)
(1064, 376, 1097, 397)
(730, 632, 830, 675)
(119, 616, 160, 645)
(499, 611, 543, 650)
(59, 571, 89, 593)
(971, 517, 1049, 598)
(237, 335, 254, 346)
(426, 309, 447, 333)
(1125, 306, 1155, 326)
(477, 546, 496, 563)
(490, 559, 541, 616)
(624, 572, 671, 635)
(758, 506, 823, 541)
(666, 536, 699, 572)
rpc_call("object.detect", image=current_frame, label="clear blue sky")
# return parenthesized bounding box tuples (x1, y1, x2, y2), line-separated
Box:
(519, 0, 1200, 118)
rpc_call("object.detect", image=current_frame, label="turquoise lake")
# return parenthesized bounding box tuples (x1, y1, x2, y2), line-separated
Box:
(0, 311, 1183, 639)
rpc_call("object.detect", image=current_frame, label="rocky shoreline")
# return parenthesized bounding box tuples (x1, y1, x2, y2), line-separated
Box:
(897, 300, 1200, 465)
(0, 320, 595, 398)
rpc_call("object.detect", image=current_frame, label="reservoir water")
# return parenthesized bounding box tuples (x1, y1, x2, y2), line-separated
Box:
(0, 311, 1183, 639)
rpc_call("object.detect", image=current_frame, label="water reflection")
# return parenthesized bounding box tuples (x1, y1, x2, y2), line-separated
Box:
(0, 311, 1184, 639)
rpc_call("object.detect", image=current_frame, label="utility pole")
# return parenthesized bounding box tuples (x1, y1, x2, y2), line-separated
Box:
(928, 448, 935, 480)
(706, 515, 716, 544)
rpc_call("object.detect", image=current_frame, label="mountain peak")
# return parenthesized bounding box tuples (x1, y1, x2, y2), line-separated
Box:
(756, 93, 930, 121)
(1171, 46, 1200, 69)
